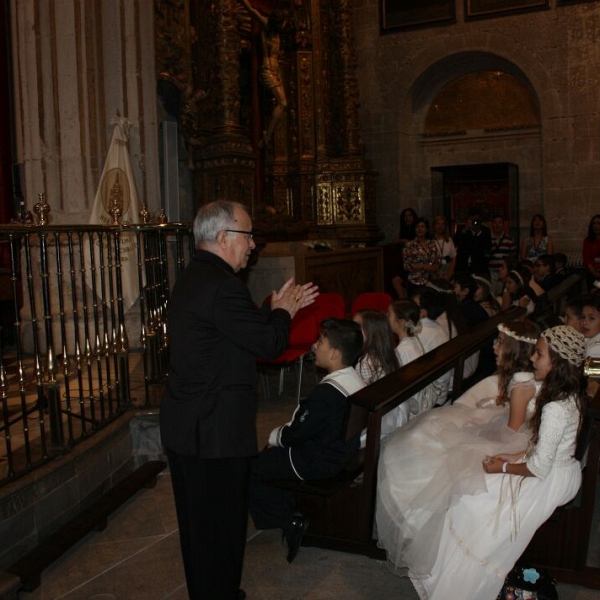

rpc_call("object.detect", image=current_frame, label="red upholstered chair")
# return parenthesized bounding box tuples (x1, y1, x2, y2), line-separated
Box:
(350, 292, 393, 316)
(257, 302, 320, 402)
(312, 292, 346, 324)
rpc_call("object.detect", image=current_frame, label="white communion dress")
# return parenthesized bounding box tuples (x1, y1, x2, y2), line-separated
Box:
(376, 374, 582, 599)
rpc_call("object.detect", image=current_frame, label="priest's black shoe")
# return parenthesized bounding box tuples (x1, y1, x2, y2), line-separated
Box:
(284, 513, 309, 563)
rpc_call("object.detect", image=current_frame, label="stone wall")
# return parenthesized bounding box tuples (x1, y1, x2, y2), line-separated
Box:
(352, 0, 600, 254)
(0, 412, 165, 571)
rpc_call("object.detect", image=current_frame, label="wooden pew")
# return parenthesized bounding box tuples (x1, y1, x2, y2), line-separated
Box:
(279, 307, 524, 557)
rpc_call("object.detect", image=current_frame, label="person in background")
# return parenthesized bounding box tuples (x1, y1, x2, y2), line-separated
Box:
(160, 200, 318, 600)
(501, 266, 536, 314)
(402, 217, 440, 292)
(454, 273, 492, 378)
(496, 256, 521, 301)
(521, 213, 554, 260)
(248, 318, 364, 563)
(553, 252, 570, 283)
(533, 253, 561, 291)
(473, 274, 501, 317)
(454, 208, 492, 275)
(562, 296, 583, 333)
(488, 215, 516, 295)
(392, 207, 419, 298)
(353, 309, 399, 384)
(398, 207, 418, 243)
(581, 294, 600, 359)
(413, 285, 456, 404)
(582, 214, 600, 291)
(453, 273, 490, 328)
(384, 300, 438, 434)
(431, 215, 457, 281)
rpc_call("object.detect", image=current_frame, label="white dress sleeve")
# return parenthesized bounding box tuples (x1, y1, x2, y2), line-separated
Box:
(507, 372, 536, 396)
(526, 401, 568, 480)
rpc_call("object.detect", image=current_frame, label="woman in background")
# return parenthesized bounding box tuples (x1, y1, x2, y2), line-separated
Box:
(402, 218, 440, 292)
(582, 214, 600, 291)
(432, 215, 456, 281)
(398, 207, 418, 244)
(520, 213, 555, 260)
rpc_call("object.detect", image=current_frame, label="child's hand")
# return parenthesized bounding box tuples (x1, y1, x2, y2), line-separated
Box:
(482, 456, 505, 473)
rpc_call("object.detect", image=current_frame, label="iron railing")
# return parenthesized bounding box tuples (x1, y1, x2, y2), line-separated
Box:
(0, 222, 194, 486)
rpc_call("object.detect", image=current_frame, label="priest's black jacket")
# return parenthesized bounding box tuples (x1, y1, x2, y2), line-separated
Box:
(159, 249, 291, 458)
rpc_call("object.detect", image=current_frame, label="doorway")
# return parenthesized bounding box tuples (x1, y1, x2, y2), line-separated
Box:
(431, 163, 519, 242)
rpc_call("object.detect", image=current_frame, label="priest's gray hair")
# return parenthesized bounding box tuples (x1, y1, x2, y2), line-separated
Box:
(193, 200, 248, 248)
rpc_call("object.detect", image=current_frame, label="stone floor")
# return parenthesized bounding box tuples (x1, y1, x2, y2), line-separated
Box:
(14, 364, 600, 599)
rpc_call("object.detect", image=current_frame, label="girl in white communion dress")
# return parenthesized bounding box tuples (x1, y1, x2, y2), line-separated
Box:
(377, 324, 586, 600)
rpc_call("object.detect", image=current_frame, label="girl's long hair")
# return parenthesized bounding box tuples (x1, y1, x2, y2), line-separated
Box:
(529, 342, 587, 445)
(357, 309, 399, 376)
(389, 300, 422, 337)
(495, 320, 539, 405)
(506, 266, 533, 301)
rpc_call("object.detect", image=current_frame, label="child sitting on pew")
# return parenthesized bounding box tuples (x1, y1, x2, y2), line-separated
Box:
(353, 309, 399, 384)
(380, 300, 439, 435)
(581, 293, 600, 358)
(248, 318, 365, 564)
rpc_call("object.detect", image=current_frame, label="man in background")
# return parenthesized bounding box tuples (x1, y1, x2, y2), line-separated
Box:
(488, 214, 516, 295)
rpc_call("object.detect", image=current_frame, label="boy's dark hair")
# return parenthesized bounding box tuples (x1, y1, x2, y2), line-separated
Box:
(321, 318, 364, 366)
(536, 253, 556, 273)
(565, 295, 583, 317)
(581, 293, 600, 312)
(418, 288, 446, 320)
(553, 252, 567, 268)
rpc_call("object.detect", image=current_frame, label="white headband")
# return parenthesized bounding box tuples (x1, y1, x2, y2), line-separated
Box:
(497, 323, 537, 345)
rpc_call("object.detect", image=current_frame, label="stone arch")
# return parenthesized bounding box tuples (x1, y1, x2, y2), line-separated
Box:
(411, 51, 540, 116)
(391, 49, 548, 239)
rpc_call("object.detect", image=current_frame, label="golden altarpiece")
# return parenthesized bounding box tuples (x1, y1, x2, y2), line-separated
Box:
(155, 0, 381, 249)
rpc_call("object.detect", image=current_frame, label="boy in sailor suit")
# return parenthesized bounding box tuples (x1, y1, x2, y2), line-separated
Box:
(248, 318, 365, 562)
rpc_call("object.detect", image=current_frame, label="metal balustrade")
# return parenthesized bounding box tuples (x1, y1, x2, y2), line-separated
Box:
(0, 222, 194, 486)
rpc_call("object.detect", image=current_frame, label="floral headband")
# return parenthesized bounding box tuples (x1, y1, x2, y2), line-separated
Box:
(497, 323, 537, 345)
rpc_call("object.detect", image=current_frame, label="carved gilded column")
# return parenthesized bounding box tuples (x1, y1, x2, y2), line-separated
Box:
(336, 0, 361, 155)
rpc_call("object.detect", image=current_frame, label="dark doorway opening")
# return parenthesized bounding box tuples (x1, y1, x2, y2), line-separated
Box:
(431, 163, 519, 243)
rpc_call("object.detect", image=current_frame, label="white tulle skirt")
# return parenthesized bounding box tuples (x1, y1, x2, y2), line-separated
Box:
(375, 374, 581, 599)
(409, 462, 581, 599)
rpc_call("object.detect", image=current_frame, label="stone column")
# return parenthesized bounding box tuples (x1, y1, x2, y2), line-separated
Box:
(10, 0, 160, 224)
